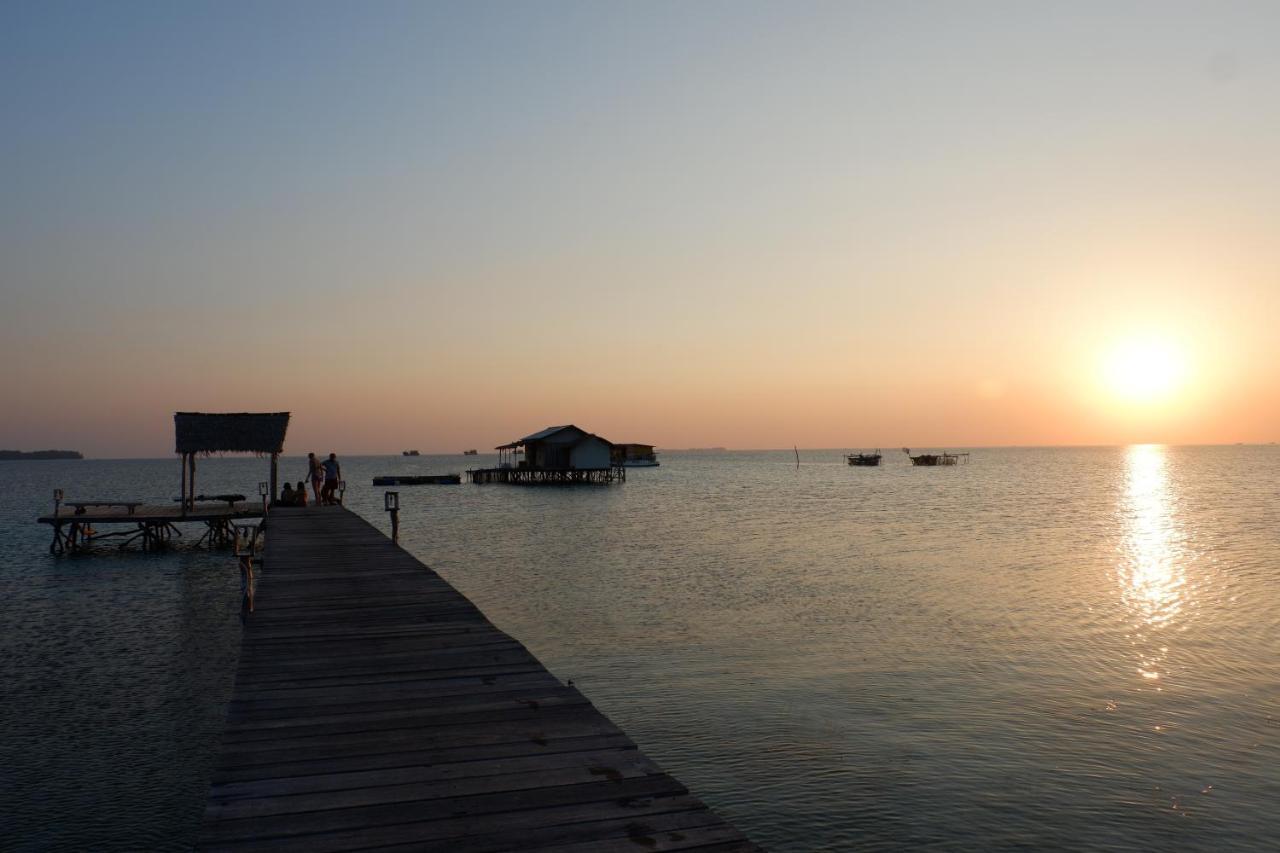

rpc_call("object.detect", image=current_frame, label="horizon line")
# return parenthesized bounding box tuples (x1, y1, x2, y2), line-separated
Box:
(19, 441, 1277, 461)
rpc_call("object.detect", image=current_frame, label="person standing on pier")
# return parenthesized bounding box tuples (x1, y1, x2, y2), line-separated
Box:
(307, 452, 324, 504)
(321, 452, 342, 505)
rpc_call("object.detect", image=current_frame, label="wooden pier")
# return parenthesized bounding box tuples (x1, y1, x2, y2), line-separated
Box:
(37, 502, 264, 554)
(34, 410, 293, 555)
(198, 506, 757, 852)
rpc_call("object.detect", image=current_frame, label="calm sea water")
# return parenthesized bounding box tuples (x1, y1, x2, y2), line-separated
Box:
(1, 447, 1278, 851)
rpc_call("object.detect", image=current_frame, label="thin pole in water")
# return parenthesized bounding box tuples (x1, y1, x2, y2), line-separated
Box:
(794, 445, 800, 468)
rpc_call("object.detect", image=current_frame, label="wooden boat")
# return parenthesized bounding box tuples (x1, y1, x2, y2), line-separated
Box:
(372, 474, 461, 485)
(402, 450, 420, 456)
(902, 448, 969, 466)
(846, 450, 882, 466)
(463, 449, 479, 455)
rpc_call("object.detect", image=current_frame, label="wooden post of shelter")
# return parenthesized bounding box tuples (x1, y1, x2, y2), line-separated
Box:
(188, 453, 197, 511)
(269, 453, 279, 508)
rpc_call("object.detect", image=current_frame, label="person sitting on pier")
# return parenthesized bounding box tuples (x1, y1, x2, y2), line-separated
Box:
(294, 481, 308, 507)
(279, 482, 296, 506)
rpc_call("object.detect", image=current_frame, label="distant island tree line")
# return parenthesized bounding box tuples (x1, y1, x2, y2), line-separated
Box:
(0, 450, 83, 460)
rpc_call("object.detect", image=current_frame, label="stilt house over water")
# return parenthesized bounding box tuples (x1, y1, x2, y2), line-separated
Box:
(175, 412, 290, 511)
(470, 424, 624, 484)
(612, 442, 660, 466)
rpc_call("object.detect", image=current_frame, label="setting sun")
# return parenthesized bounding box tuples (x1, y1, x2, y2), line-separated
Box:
(1102, 338, 1189, 404)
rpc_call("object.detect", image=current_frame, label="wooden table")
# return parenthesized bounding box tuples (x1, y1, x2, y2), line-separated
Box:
(174, 494, 248, 508)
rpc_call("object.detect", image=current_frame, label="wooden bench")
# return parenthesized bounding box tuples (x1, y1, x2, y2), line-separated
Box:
(64, 501, 142, 516)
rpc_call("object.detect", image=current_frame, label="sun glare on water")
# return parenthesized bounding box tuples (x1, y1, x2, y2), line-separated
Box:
(1101, 338, 1188, 404)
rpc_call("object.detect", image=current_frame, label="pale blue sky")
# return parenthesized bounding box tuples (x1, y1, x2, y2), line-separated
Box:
(3, 2, 1278, 454)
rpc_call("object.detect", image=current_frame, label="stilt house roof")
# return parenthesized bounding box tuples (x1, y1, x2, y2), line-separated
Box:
(174, 412, 291, 455)
(495, 424, 612, 450)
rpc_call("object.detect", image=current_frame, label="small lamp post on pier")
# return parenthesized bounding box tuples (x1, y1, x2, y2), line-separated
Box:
(258, 481, 269, 515)
(338, 480, 347, 506)
(384, 491, 400, 545)
(53, 489, 63, 518)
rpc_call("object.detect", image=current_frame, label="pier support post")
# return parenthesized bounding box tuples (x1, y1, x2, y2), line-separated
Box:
(384, 491, 400, 545)
(234, 523, 259, 611)
(49, 495, 66, 555)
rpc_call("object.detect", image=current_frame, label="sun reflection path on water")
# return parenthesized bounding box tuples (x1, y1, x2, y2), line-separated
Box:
(1119, 444, 1189, 683)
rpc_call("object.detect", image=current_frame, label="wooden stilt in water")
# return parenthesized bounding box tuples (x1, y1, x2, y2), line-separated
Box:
(466, 466, 627, 485)
(233, 523, 258, 612)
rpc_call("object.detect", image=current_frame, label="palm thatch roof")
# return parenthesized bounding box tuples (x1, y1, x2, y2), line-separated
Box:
(174, 412, 290, 455)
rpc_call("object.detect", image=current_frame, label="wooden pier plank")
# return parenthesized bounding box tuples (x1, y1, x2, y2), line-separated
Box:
(209, 734, 640, 786)
(198, 793, 721, 853)
(209, 747, 653, 800)
(197, 506, 756, 852)
(200, 775, 691, 844)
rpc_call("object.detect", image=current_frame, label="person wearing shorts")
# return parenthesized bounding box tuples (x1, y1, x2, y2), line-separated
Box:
(321, 453, 341, 505)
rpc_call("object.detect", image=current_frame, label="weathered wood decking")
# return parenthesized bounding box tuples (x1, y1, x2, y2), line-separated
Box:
(37, 503, 264, 554)
(37, 502, 263, 525)
(199, 506, 758, 852)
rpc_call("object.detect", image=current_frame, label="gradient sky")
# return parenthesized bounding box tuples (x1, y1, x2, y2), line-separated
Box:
(3, 1, 1278, 456)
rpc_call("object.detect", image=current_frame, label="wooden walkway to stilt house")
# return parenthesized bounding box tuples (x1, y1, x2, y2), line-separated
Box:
(198, 506, 758, 852)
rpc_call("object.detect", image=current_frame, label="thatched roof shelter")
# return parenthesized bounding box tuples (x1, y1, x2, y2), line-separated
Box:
(174, 412, 290, 455)
(173, 412, 291, 512)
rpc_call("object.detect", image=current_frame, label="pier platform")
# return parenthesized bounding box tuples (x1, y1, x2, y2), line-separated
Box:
(37, 502, 264, 554)
(198, 506, 757, 852)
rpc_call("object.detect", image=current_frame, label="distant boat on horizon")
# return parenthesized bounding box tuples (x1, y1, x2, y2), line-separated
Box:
(463, 449, 478, 456)
(403, 450, 420, 456)
(846, 450, 882, 467)
(902, 448, 969, 466)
